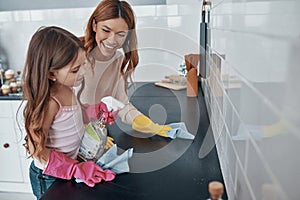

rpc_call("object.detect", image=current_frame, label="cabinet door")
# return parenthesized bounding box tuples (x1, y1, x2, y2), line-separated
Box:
(11, 101, 27, 157)
(0, 118, 23, 182)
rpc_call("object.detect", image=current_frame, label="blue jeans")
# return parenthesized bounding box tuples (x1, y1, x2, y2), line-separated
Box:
(29, 161, 57, 200)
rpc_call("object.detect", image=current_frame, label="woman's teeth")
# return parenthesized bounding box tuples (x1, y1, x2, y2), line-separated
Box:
(103, 43, 114, 49)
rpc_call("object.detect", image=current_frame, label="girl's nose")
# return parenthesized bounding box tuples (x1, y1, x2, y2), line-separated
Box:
(78, 63, 87, 76)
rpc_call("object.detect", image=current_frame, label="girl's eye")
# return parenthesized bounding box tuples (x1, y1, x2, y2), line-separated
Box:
(71, 68, 80, 73)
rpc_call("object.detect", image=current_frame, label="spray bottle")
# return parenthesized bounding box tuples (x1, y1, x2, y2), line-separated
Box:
(78, 96, 125, 161)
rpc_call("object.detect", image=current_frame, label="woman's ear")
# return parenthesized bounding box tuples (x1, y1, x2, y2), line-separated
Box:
(92, 19, 97, 32)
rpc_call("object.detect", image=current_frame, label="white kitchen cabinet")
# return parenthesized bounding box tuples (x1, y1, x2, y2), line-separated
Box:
(0, 100, 32, 193)
(0, 118, 23, 182)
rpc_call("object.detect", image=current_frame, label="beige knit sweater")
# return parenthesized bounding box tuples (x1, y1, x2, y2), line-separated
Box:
(76, 50, 141, 125)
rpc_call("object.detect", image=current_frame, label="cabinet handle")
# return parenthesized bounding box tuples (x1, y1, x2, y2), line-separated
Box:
(3, 143, 10, 148)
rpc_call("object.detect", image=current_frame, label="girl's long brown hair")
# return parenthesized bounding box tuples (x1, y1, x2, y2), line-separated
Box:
(84, 0, 139, 77)
(21, 26, 85, 160)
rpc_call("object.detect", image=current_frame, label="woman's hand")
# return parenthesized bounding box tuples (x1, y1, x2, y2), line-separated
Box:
(132, 114, 172, 137)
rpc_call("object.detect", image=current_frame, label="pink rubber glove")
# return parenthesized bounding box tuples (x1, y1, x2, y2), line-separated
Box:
(43, 151, 115, 187)
(86, 102, 118, 125)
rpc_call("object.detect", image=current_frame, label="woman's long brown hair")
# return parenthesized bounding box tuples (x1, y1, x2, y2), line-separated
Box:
(84, 0, 139, 78)
(21, 26, 85, 160)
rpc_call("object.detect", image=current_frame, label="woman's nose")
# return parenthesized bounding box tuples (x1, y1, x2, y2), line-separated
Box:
(107, 33, 117, 44)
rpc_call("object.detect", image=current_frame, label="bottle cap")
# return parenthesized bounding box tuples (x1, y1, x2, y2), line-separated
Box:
(262, 183, 277, 200)
(101, 96, 125, 111)
(208, 181, 224, 196)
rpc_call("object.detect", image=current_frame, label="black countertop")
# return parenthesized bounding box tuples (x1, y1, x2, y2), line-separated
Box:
(41, 82, 227, 200)
(0, 94, 22, 100)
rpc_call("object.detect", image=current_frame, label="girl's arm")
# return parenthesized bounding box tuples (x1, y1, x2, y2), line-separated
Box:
(31, 97, 115, 187)
(32, 98, 59, 167)
(41, 98, 115, 186)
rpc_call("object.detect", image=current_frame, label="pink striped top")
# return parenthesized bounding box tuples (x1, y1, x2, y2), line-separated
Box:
(34, 96, 84, 170)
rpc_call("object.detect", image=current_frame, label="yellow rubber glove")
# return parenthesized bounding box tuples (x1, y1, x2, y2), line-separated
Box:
(105, 136, 114, 149)
(132, 115, 172, 137)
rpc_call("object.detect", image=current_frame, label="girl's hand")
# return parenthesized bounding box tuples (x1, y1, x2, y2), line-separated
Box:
(43, 150, 115, 187)
(86, 102, 117, 125)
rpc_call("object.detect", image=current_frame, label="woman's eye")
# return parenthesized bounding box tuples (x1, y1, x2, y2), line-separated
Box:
(117, 33, 126, 37)
(102, 29, 110, 33)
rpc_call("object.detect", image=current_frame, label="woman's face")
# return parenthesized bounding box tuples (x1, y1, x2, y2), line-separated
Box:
(93, 17, 129, 59)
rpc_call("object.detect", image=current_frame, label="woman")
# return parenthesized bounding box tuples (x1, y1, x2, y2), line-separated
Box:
(78, 0, 171, 137)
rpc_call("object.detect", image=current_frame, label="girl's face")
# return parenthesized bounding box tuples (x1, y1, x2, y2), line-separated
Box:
(93, 17, 129, 59)
(51, 49, 86, 87)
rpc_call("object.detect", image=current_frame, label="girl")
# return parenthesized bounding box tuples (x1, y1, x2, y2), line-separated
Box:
(78, 0, 172, 137)
(22, 26, 115, 199)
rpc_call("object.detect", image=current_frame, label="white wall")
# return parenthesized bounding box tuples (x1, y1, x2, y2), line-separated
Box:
(202, 0, 300, 199)
(0, 0, 202, 82)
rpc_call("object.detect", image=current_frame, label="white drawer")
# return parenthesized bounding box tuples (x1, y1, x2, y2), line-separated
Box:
(0, 101, 13, 117)
(0, 133, 23, 182)
(0, 118, 16, 139)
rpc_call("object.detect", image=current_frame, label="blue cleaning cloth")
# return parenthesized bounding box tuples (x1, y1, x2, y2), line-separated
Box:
(166, 122, 195, 140)
(75, 145, 133, 184)
(232, 124, 262, 141)
(96, 144, 133, 174)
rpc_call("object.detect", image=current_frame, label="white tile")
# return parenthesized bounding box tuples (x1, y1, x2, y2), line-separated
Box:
(29, 9, 49, 21)
(226, 137, 238, 179)
(10, 10, 30, 21)
(167, 0, 202, 5)
(133, 5, 156, 16)
(235, 158, 256, 199)
(156, 5, 178, 16)
(178, 5, 200, 16)
(253, 128, 299, 199)
(137, 26, 199, 57)
(245, 0, 299, 14)
(167, 16, 182, 28)
(208, 1, 300, 199)
(0, 12, 13, 22)
(245, 1, 271, 14)
(213, 1, 245, 15)
(212, 29, 290, 82)
(211, 2, 300, 38)
(137, 16, 168, 28)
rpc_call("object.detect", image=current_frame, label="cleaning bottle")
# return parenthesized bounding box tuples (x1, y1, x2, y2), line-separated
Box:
(78, 96, 124, 161)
